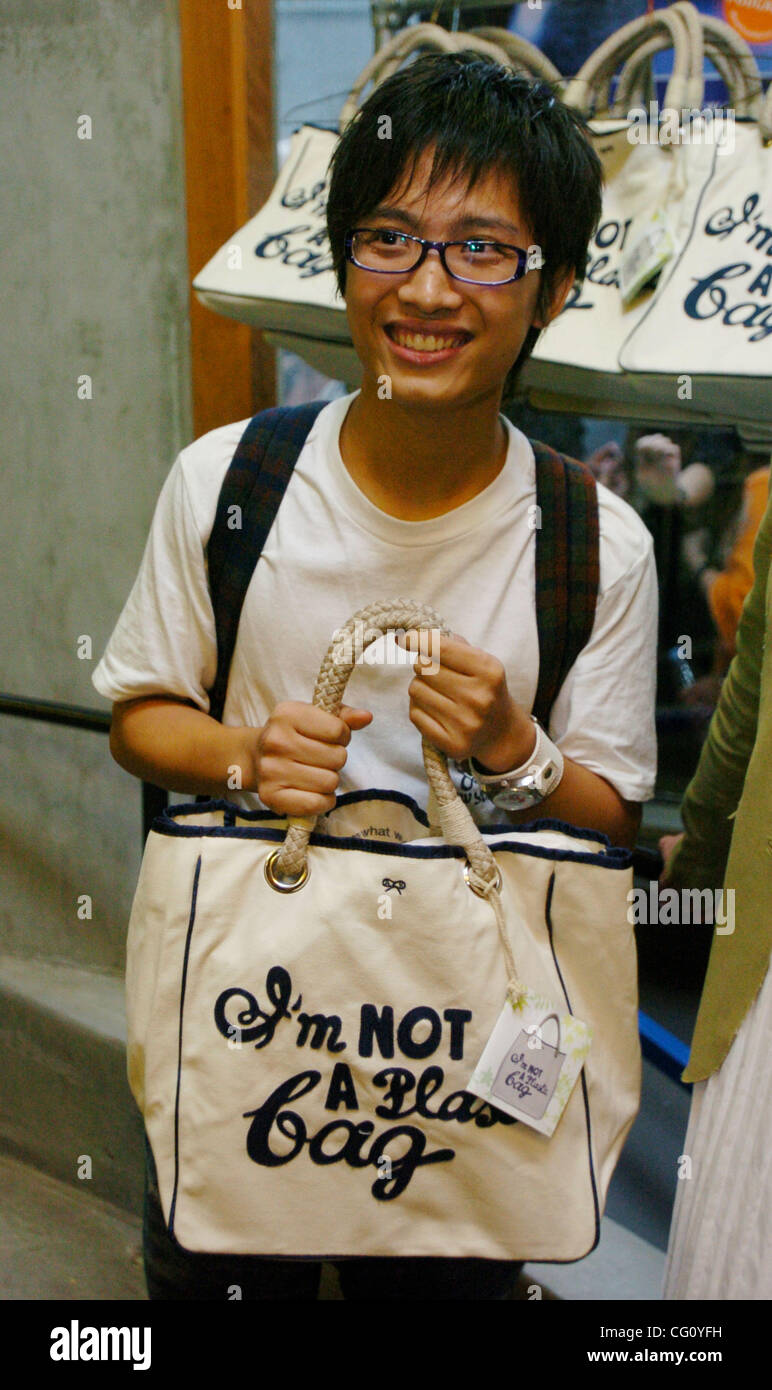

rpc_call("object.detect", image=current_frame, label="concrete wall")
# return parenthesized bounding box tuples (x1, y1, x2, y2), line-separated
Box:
(0, 0, 192, 974)
(0, 0, 377, 972)
(0, 0, 374, 1204)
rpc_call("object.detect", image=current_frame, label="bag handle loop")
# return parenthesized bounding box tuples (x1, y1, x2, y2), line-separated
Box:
(615, 8, 763, 120)
(615, 34, 733, 118)
(668, 0, 705, 110)
(468, 26, 562, 85)
(612, 3, 707, 114)
(338, 22, 519, 133)
(563, 8, 695, 119)
(338, 23, 456, 132)
(270, 597, 497, 883)
(701, 12, 765, 119)
(266, 597, 524, 1001)
(613, 0, 701, 115)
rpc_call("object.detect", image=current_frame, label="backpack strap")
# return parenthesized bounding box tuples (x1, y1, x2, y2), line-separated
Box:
(530, 438, 600, 729)
(206, 401, 327, 722)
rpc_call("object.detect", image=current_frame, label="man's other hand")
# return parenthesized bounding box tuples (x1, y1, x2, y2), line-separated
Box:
(396, 630, 535, 772)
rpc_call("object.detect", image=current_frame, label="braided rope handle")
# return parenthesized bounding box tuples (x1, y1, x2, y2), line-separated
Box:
(676, 5, 763, 116)
(562, 8, 695, 117)
(615, 34, 730, 116)
(337, 22, 519, 133)
(613, 0, 702, 115)
(468, 26, 562, 85)
(668, 1, 705, 110)
(615, 9, 763, 119)
(702, 12, 766, 118)
(272, 599, 498, 888)
(338, 24, 455, 131)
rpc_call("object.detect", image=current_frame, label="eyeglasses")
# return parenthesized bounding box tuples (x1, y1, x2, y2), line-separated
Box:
(344, 228, 544, 286)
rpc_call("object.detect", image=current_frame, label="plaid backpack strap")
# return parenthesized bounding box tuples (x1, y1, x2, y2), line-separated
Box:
(530, 438, 600, 729)
(206, 400, 327, 722)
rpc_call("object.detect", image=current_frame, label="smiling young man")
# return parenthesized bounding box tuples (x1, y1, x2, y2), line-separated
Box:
(94, 55, 657, 1299)
(330, 132, 650, 847)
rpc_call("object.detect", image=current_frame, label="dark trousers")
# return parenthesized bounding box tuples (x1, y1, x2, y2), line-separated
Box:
(143, 1138, 522, 1301)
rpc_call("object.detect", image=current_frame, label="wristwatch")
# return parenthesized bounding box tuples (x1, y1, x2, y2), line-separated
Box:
(464, 716, 564, 811)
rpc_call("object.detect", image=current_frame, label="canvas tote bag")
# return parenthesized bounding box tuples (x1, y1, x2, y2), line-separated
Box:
(126, 599, 640, 1262)
(524, 4, 719, 422)
(192, 23, 560, 384)
(618, 77, 772, 427)
(526, 3, 771, 427)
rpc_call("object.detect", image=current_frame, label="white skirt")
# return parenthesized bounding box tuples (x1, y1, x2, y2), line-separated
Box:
(663, 959, 772, 1300)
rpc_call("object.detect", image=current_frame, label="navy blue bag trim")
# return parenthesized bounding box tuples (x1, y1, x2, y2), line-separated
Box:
(152, 797, 630, 868)
(544, 870, 602, 1257)
(203, 405, 599, 732)
(169, 853, 202, 1239)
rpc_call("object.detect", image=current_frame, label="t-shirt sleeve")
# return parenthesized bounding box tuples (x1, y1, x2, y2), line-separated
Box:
(91, 455, 218, 711)
(547, 530, 659, 804)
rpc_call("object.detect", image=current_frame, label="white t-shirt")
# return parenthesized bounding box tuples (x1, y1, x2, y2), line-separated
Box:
(93, 392, 658, 823)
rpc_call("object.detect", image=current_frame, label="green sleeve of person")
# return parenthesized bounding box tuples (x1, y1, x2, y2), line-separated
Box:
(667, 482, 772, 893)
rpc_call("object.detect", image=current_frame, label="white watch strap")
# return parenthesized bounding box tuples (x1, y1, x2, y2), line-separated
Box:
(468, 717, 564, 796)
(469, 716, 541, 784)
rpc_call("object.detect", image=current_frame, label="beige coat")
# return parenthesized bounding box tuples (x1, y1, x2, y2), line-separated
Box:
(668, 475, 772, 1082)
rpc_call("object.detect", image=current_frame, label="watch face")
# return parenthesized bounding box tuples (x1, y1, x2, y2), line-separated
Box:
(492, 785, 542, 811)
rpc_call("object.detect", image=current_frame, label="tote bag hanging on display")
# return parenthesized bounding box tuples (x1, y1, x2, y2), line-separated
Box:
(524, 5, 719, 421)
(127, 601, 641, 1262)
(526, 3, 771, 426)
(618, 80, 772, 426)
(192, 23, 560, 383)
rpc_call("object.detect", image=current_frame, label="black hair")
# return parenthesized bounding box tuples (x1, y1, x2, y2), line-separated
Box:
(326, 52, 603, 393)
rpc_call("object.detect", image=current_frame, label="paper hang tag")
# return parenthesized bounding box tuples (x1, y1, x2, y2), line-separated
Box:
(619, 209, 676, 307)
(466, 989, 592, 1137)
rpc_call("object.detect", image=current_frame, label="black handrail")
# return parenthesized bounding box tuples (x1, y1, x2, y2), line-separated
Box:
(0, 692, 111, 733)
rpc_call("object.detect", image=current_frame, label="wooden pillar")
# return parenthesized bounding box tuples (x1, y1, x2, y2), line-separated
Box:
(179, 0, 277, 438)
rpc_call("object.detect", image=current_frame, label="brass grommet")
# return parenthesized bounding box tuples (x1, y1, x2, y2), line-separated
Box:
(264, 849, 309, 893)
(463, 861, 502, 896)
